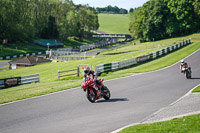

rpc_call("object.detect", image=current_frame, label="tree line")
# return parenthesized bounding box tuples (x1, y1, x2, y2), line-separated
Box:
(129, 0, 200, 42)
(96, 5, 128, 14)
(0, 0, 99, 43)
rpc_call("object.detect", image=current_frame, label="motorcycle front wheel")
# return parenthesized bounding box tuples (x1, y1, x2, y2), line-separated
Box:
(103, 86, 111, 100)
(186, 71, 191, 79)
(86, 88, 96, 103)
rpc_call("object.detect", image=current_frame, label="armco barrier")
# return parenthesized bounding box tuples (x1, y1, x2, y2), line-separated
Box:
(58, 68, 79, 79)
(0, 74, 40, 89)
(95, 39, 191, 74)
(95, 58, 137, 74)
(79, 38, 118, 52)
(95, 64, 105, 74)
(0, 51, 45, 60)
(104, 63, 112, 72)
(112, 62, 119, 70)
(21, 74, 40, 85)
(136, 55, 150, 63)
(119, 58, 137, 69)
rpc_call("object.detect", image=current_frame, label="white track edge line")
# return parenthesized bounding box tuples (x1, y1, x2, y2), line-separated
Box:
(110, 84, 200, 133)
(0, 49, 199, 107)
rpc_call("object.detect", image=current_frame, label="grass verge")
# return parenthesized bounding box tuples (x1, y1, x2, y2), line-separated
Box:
(0, 37, 101, 57)
(119, 114, 200, 133)
(192, 85, 200, 93)
(0, 34, 200, 104)
(0, 66, 8, 70)
(98, 14, 130, 34)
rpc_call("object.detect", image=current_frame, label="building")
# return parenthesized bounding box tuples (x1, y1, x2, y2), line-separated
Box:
(9, 56, 51, 69)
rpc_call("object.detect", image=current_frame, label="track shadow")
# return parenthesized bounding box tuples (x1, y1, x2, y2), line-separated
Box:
(97, 98, 129, 103)
(190, 77, 200, 79)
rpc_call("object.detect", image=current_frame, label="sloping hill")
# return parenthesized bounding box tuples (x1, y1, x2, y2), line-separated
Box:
(98, 14, 130, 34)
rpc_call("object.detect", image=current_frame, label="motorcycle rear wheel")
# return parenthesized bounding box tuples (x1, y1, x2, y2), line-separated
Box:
(86, 89, 96, 103)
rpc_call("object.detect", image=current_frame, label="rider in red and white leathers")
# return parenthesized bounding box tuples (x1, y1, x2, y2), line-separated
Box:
(180, 59, 191, 73)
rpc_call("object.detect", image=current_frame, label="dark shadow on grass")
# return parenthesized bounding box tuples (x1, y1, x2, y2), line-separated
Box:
(97, 98, 129, 103)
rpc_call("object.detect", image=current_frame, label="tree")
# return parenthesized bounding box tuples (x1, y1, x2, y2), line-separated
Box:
(41, 16, 59, 39)
(165, 0, 197, 34)
(119, 8, 128, 14)
(129, 0, 200, 41)
(193, 0, 200, 15)
(129, 8, 134, 13)
(76, 5, 99, 41)
(129, 7, 145, 41)
(96, 5, 128, 14)
(0, 0, 100, 43)
(129, 0, 169, 41)
(193, 0, 200, 31)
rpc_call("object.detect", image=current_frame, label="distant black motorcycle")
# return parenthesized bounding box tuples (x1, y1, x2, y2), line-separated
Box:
(182, 66, 192, 79)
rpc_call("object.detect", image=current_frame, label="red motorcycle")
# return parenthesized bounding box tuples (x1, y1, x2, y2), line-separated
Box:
(81, 78, 111, 103)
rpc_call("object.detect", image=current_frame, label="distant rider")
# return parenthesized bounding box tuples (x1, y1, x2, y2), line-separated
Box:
(180, 59, 191, 73)
(83, 67, 102, 91)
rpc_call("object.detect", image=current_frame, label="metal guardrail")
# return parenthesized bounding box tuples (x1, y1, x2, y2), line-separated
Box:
(58, 68, 79, 79)
(79, 38, 118, 52)
(0, 74, 40, 89)
(0, 52, 44, 60)
(95, 39, 191, 75)
(21, 74, 40, 85)
(58, 56, 92, 60)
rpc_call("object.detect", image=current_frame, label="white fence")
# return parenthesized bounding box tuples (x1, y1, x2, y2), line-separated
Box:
(79, 38, 118, 52)
(0, 74, 40, 89)
(95, 39, 191, 74)
(21, 74, 40, 85)
(0, 52, 44, 60)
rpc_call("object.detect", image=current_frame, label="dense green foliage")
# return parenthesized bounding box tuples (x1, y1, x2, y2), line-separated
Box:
(96, 5, 128, 14)
(0, 0, 99, 43)
(129, 0, 200, 42)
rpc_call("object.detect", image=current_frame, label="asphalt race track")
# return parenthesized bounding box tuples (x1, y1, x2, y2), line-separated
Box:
(0, 50, 200, 133)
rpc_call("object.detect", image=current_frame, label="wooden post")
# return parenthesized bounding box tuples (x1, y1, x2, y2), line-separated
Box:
(58, 70, 60, 80)
(38, 74, 40, 83)
(77, 67, 79, 77)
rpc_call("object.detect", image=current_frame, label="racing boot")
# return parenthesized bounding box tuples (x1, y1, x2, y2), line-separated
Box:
(93, 85, 98, 91)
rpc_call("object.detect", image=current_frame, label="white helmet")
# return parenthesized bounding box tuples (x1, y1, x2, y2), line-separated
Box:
(84, 67, 90, 74)
(181, 59, 184, 63)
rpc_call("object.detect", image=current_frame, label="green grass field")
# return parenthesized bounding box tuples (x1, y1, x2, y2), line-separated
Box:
(98, 14, 130, 34)
(0, 37, 101, 57)
(0, 43, 47, 57)
(101, 36, 193, 55)
(192, 85, 200, 93)
(64, 37, 101, 47)
(120, 114, 200, 133)
(0, 34, 200, 103)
